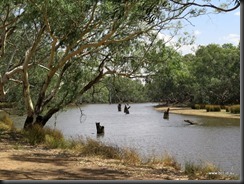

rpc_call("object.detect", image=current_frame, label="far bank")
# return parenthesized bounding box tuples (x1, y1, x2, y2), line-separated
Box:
(155, 106, 240, 119)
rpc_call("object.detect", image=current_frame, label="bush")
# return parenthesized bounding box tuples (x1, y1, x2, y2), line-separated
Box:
(23, 124, 66, 148)
(191, 104, 205, 109)
(22, 124, 46, 145)
(205, 105, 221, 112)
(229, 105, 240, 114)
(0, 110, 15, 131)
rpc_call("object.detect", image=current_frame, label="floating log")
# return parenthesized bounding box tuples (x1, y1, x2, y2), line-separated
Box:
(184, 120, 197, 125)
(96, 122, 104, 134)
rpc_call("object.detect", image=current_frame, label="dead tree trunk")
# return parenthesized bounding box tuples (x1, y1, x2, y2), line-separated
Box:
(96, 122, 104, 134)
(163, 108, 170, 119)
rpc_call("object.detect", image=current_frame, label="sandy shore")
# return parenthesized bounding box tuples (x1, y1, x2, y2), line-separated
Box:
(155, 106, 240, 119)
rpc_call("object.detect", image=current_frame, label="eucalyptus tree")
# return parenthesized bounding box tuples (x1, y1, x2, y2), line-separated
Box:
(191, 43, 240, 105)
(0, 0, 240, 129)
(144, 42, 193, 103)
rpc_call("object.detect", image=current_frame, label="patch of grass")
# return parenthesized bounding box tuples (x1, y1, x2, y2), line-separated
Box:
(22, 124, 68, 148)
(77, 138, 141, 164)
(184, 161, 240, 180)
(144, 152, 181, 171)
(161, 152, 181, 170)
(0, 111, 15, 131)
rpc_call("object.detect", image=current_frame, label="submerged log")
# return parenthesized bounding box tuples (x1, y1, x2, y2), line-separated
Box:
(184, 119, 197, 125)
(96, 122, 104, 134)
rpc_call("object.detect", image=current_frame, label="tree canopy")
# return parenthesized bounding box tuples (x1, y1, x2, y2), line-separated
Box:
(0, 0, 240, 129)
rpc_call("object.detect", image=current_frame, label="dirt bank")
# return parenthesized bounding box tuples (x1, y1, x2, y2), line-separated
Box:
(0, 131, 190, 180)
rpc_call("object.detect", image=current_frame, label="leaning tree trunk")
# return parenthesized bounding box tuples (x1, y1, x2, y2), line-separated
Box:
(24, 106, 60, 129)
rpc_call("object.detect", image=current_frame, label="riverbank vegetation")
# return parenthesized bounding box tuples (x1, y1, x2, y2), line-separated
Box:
(0, 117, 239, 180)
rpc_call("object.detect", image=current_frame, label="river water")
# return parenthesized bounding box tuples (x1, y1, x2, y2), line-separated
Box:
(12, 103, 241, 175)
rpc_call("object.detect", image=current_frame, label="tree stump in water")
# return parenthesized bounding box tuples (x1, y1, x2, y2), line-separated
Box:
(163, 108, 170, 119)
(96, 122, 104, 134)
(124, 104, 130, 114)
(118, 103, 121, 112)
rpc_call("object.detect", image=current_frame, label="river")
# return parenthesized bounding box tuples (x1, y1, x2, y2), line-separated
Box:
(12, 103, 241, 175)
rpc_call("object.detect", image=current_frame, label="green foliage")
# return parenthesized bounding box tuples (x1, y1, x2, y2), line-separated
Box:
(205, 105, 221, 112)
(145, 43, 239, 105)
(192, 44, 240, 105)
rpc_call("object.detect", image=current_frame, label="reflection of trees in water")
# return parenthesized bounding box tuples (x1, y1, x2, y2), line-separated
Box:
(53, 105, 87, 128)
(76, 104, 87, 123)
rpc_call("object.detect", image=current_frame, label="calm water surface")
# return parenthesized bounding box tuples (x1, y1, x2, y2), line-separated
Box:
(12, 103, 241, 175)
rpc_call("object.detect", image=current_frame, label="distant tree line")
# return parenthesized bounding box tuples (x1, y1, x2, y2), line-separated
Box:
(81, 43, 240, 106)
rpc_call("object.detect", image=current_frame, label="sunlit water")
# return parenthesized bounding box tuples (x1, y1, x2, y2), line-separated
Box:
(12, 103, 241, 175)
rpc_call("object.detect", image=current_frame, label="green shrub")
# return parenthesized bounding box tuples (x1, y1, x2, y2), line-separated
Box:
(229, 105, 240, 114)
(191, 104, 205, 109)
(205, 105, 221, 112)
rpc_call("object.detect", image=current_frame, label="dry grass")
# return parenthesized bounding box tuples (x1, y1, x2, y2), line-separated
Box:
(0, 111, 15, 131)
(184, 161, 239, 180)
